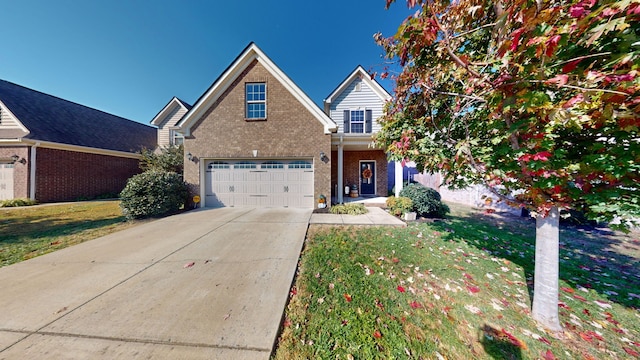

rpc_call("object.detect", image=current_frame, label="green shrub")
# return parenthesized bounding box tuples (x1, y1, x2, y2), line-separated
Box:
(330, 203, 368, 215)
(399, 183, 449, 218)
(119, 171, 188, 220)
(0, 198, 38, 207)
(386, 196, 413, 216)
(139, 145, 184, 174)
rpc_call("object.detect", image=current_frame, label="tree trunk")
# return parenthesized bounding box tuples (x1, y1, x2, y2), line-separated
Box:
(531, 206, 563, 332)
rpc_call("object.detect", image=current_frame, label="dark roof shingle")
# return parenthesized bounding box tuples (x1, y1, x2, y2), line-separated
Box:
(0, 79, 156, 153)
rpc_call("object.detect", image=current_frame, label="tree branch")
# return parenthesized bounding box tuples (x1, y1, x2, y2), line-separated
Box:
(550, 52, 612, 68)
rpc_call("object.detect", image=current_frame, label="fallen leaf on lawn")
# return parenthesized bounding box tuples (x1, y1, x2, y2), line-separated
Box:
(373, 330, 382, 338)
(579, 332, 593, 342)
(561, 287, 575, 294)
(397, 286, 406, 293)
(183, 262, 195, 268)
(50, 241, 61, 246)
(623, 347, 640, 357)
(541, 349, 556, 360)
(467, 286, 480, 294)
(593, 300, 612, 309)
(410, 301, 422, 309)
(344, 293, 352, 302)
(573, 294, 587, 302)
(465, 304, 482, 314)
(501, 329, 528, 349)
(223, 313, 231, 320)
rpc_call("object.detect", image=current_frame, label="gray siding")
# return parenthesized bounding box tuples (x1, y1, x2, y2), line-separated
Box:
(329, 78, 386, 134)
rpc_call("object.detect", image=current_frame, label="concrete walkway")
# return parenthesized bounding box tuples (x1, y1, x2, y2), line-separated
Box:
(0, 207, 310, 359)
(310, 206, 407, 227)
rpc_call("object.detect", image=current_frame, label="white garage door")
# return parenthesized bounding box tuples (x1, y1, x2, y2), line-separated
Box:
(0, 164, 14, 201)
(205, 160, 314, 208)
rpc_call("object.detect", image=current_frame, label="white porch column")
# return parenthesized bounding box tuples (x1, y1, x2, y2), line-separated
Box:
(394, 161, 403, 197)
(29, 142, 39, 200)
(337, 136, 344, 204)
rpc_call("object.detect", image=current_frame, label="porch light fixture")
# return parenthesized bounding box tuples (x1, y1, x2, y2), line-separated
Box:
(11, 154, 19, 163)
(319, 151, 329, 163)
(187, 152, 193, 161)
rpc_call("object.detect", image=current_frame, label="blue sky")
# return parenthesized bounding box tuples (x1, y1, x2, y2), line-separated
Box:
(1, 1, 413, 125)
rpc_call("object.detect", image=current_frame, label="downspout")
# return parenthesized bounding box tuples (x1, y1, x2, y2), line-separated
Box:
(337, 135, 344, 204)
(29, 142, 39, 200)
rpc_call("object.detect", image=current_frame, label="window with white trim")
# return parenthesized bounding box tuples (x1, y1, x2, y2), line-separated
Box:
(171, 130, 184, 146)
(350, 110, 365, 133)
(234, 161, 257, 169)
(246, 83, 266, 119)
(289, 161, 312, 169)
(208, 161, 230, 169)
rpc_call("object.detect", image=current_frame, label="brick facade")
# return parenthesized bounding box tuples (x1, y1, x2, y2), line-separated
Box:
(184, 60, 332, 206)
(35, 148, 140, 202)
(330, 150, 388, 199)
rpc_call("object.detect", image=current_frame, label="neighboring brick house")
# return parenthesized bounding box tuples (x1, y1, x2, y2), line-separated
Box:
(150, 97, 191, 148)
(0, 80, 156, 202)
(324, 66, 392, 203)
(177, 43, 336, 208)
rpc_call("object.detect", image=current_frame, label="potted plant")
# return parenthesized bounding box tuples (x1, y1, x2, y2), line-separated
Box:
(350, 183, 358, 197)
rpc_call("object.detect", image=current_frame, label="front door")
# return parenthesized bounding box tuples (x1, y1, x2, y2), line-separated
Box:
(360, 161, 375, 195)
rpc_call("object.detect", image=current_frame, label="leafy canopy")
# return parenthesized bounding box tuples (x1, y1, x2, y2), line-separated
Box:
(375, 0, 639, 226)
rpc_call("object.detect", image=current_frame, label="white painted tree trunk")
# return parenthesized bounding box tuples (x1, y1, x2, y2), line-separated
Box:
(532, 205, 563, 332)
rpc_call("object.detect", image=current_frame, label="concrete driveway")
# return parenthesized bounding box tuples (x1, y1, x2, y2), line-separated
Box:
(0, 207, 311, 359)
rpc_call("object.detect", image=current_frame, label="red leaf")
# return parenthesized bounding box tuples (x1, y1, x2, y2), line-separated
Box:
(563, 93, 584, 108)
(561, 287, 575, 294)
(373, 330, 383, 338)
(573, 294, 587, 302)
(545, 74, 568, 87)
(623, 347, 640, 357)
(579, 332, 593, 342)
(510, 28, 526, 52)
(562, 59, 581, 73)
(467, 286, 481, 294)
(542, 349, 556, 360)
(183, 261, 195, 269)
(501, 329, 527, 349)
(397, 286, 406, 293)
(344, 293, 352, 302)
(463, 273, 474, 280)
(539, 337, 552, 345)
(410, 301, 422, 309)
(545, 35, 561, 57)
(290, 287, 297, 296)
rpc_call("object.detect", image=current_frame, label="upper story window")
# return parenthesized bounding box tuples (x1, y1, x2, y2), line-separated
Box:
(343, 109, 373, 134)
(246, 83, 266, 119)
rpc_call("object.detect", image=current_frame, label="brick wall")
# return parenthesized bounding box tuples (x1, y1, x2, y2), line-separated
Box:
(184, 60, 332, 206)
(35, 148, 140, 202)
(330, 149, 388, 198)
(0, 146, 29, 199)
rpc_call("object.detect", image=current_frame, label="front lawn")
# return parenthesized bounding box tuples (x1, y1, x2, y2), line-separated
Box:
(0, 201, 137, 267)
(274, 204, 640, 359)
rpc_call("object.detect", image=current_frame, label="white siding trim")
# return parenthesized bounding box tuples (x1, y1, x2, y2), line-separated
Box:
(0, 100, 30, 133)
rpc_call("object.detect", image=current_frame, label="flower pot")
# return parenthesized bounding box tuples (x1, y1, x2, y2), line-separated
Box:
(350, 189, 358, 198)
(403, 212, 416, 221)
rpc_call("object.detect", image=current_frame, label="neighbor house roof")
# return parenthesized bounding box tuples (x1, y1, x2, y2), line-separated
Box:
(323, 65, 391, 114)
(0, 79, 157, 154)
(178, 42, 337, 135)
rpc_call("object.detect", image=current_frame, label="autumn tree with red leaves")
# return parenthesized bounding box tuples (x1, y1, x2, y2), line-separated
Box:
(376, 0, 639, 331)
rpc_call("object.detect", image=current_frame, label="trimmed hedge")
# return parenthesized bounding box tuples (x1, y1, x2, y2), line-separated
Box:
(386, 196, 413, 216)
(399, 183, 449, 218)
(120, 171, 188, 220)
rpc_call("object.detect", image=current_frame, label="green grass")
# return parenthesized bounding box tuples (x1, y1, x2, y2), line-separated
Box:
(0, 201, 137, 267)
(274, 203, 640, 359)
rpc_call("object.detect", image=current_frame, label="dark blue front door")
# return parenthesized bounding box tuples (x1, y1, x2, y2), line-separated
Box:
(360, 161, 375, 195)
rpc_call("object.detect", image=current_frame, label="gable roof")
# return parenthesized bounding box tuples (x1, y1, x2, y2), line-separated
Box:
(323, 65, 391, 113)
(150, 96, 192, 127)
(178, 42, 337, 135)
(0, 79, 157, 153)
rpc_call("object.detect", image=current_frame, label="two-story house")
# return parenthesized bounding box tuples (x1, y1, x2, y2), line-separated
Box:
(165, 43, 395, 209)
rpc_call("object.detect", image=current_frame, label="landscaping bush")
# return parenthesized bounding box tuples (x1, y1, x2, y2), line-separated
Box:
(399, 183, 449, 218)
(0, 198, 38, 207)
(119, 171, 188, 220)
(385, 196, 413, 216)
(329, 203, 368, 215)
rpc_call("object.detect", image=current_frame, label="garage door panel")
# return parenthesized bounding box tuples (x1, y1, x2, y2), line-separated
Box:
(205, 160, 314, 208)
